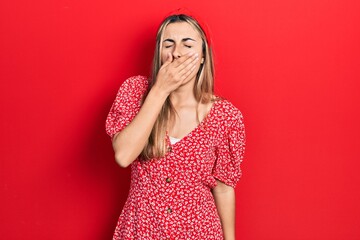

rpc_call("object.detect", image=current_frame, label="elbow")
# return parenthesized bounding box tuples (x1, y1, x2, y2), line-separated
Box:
(112, 135, 132, 168)
(112, 134, 138, 168)
(114, 152, 132, 168)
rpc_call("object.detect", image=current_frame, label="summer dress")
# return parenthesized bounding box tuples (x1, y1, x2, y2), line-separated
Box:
(106, 75, 245, 240)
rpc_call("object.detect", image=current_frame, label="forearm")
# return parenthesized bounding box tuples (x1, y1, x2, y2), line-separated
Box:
(112, 87, 168, 167)
(112, 53, 199, 167)
(212, 180, 236, 240)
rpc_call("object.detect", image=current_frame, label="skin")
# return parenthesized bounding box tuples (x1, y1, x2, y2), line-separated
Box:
(160, 22, 211, 139)
(111, 22, 235, 240)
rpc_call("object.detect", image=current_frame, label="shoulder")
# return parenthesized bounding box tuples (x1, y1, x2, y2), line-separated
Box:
(112, 75, 150, 108)
(119, 75, 149, 93)
(213, 97, 244, 125)
(106, 76, 149, 138)
(114, 75, 150, 101)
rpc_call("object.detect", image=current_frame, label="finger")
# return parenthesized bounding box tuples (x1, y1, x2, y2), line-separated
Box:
(176, 64, 198, 87)
(172, 52, 196, 68)
(162, 53, 173, 67)
(174, 61, 198, 87)
(177, 53, 199, 71)
(177, 54, 199, 76)
(182, 62, 198, 81)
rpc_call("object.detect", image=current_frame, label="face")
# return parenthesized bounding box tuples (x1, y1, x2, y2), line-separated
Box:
(161, 22, 204, 66)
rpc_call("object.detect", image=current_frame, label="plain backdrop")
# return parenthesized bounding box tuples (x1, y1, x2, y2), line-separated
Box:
(1, 0, 360, 239)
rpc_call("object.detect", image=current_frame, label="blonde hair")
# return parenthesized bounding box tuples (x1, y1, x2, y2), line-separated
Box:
(142, 14, 215, 159)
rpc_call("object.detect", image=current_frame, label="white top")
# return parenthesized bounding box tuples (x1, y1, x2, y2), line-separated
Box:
(169, 136, 181, 144)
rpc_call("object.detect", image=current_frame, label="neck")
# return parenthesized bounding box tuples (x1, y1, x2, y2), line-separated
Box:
(169, 78, 197, 107)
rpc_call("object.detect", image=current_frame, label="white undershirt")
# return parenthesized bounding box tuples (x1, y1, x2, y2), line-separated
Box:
(169, 136, 181, 144)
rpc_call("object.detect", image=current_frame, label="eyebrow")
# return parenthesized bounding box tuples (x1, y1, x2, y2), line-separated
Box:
(163, 38, 196, 43)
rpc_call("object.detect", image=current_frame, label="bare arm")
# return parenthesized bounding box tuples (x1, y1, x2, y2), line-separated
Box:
(112, 87, 167, 167)
(112, 52, 199, 167)
(212, 180, 236, 240)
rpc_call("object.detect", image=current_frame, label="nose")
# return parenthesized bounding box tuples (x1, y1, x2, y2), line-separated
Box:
(172, 45, 182, 59)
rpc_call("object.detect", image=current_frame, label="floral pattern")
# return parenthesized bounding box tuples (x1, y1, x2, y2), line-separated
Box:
(106, 75, 245, 239)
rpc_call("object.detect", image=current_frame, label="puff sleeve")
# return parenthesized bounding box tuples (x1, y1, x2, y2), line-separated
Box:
(212, 110, 246, 188)
(105, 75, 149, 138)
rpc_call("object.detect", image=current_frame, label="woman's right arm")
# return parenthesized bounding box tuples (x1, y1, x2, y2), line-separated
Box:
(112, 52, 199, 167)
(112, 86, 167, 168)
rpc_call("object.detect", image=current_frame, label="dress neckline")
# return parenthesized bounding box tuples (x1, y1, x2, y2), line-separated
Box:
(169, 136, 181, 144)
(167, 98, 219, 147)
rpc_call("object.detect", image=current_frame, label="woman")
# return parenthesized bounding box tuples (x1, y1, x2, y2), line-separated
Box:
(106, 13, 245, 240)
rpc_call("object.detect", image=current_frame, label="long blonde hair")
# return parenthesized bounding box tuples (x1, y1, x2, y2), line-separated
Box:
(142, 14, 215, 159)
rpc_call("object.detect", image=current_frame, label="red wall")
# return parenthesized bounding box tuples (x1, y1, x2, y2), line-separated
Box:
(1, 0, 360, 239)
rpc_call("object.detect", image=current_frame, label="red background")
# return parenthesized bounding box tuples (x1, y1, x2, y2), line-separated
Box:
(1, 0, 360, 239)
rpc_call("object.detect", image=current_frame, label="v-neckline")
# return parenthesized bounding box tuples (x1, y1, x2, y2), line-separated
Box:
(167, 99, 218, 147)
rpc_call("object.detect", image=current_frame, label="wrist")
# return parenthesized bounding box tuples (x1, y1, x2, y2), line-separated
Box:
(150, 84, 170, 100)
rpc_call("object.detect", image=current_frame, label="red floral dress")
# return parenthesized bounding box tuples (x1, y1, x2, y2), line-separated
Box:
(106, 75, 245, 240)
